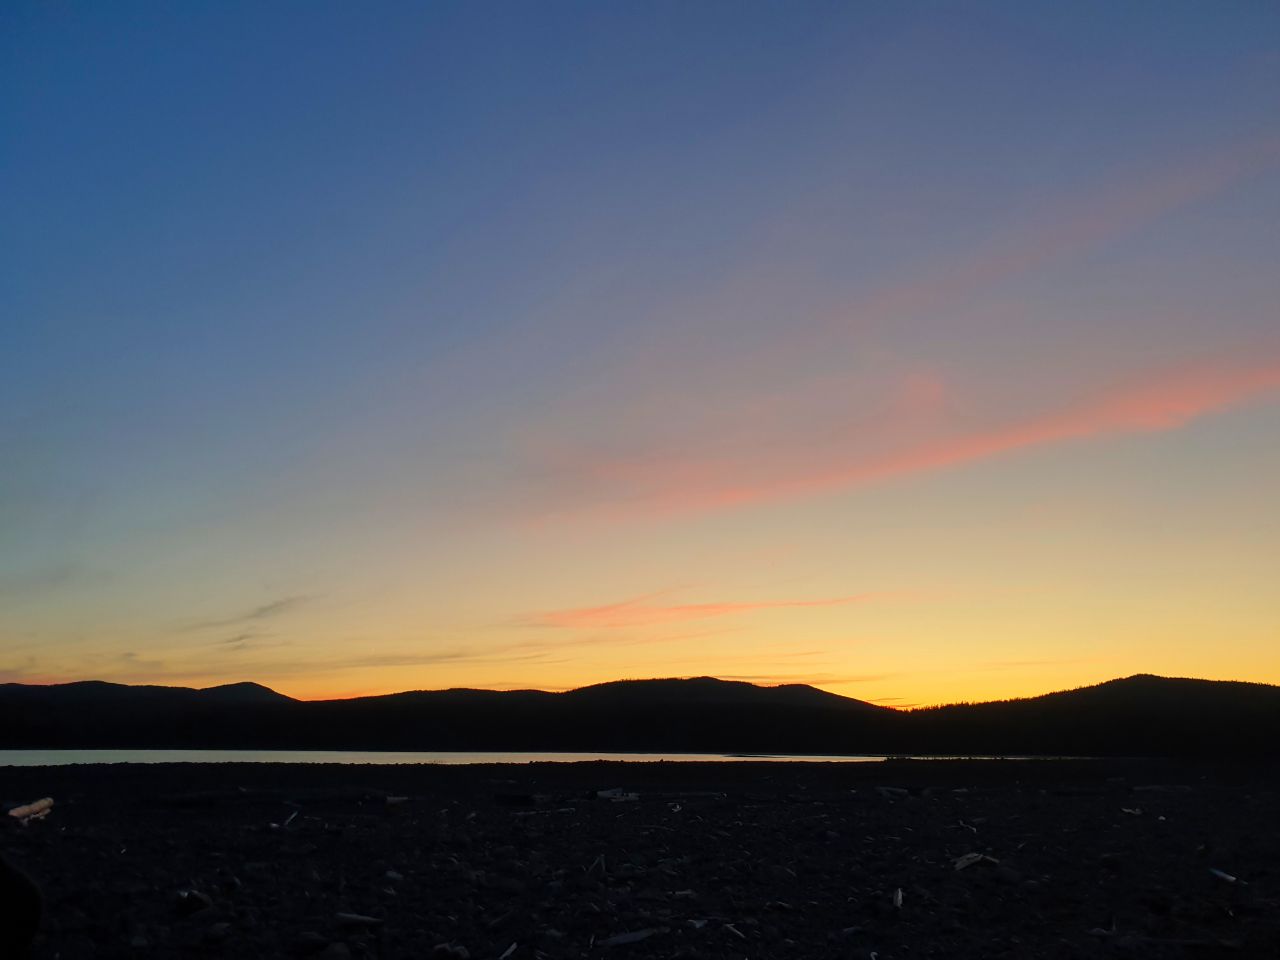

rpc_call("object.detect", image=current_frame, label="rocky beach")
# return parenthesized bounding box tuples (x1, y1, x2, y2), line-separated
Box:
(4, 759, 1278, 959)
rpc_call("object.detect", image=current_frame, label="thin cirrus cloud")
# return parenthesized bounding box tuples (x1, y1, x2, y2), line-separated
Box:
(830, 135, 1280, 337)
(555, 355, 1280, 521)
(506, 626, 735, 653)
(180, 595, 312, 632)
(715, 672, 896, 685)
(563, 136, 1280, 423)
(598, 136, 1280, 435)
(520, 136, 1280, 528)
(536, 592, 897, 629)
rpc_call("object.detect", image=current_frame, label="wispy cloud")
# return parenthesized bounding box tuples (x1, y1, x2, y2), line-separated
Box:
(182, 595, 311, 632)
(506, 625, 736, 652)
(212, 632, 294, 653)
(535, 592, 897, 629)
(0, 562, 92, 598)
(215, 632, 260, 646)
(318, 649, 561, 672)
(517, 137, 1280, 528)
(825, 135, 1280, 337)
(715, 672, 896, 685)
(547, 355, 1280, 521)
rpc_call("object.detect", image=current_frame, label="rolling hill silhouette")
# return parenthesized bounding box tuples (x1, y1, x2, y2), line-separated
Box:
(0, 674, 1275, 757)
(898, 674, 1280, 757)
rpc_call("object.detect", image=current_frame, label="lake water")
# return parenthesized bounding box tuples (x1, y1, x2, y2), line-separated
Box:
(0, 749, 889, 767)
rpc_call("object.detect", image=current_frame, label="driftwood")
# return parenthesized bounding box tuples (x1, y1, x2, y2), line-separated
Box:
(7, 798, 53, 824)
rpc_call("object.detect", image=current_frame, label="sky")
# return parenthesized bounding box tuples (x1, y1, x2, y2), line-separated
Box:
(3, 1, 1279, 706)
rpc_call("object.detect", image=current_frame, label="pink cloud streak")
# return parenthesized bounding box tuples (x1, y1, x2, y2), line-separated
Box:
(570, 356, 1280, 519)
(538, 592, 895, 629)
(518, 136, 1280, 529)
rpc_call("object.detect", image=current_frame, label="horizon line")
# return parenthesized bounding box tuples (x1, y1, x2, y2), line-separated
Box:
(7, 671, 1276, 712)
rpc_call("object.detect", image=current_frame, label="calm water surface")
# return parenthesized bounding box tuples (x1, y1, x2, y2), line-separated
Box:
(0, 749, 889, 767)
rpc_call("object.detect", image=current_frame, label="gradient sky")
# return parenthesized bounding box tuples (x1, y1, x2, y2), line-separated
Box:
(4, 2, 1279, 706)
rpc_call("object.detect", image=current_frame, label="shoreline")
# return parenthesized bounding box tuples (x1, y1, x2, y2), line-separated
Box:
(0, 750, 1107, 769)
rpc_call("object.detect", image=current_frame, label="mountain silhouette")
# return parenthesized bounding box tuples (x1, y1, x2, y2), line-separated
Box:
(195, 681, 297, 704)
(563, 676, 882, 710)
(899, 674, 1280, 757)
(0, 674, 1275, 757)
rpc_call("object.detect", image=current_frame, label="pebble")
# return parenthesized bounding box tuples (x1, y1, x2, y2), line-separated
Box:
(173, 889, 214, 917)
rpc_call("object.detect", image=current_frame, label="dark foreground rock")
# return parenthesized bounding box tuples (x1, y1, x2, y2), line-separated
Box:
(3, 759, 1278, 959)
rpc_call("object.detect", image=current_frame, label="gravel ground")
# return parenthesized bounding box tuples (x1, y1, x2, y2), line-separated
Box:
(3, 759, 1278, 959)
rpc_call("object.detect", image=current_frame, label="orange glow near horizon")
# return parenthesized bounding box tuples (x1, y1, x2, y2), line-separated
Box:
(12, 345, 1279, 708)
(7, 27, 1279, 715)
(27, 664, 1274, 712)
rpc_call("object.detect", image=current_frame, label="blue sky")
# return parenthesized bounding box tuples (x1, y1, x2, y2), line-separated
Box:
(4, 2, 1279, 702)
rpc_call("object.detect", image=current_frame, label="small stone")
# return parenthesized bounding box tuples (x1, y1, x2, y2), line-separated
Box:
(174, 889, 214, 917)
(335, 912, 384, 926)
